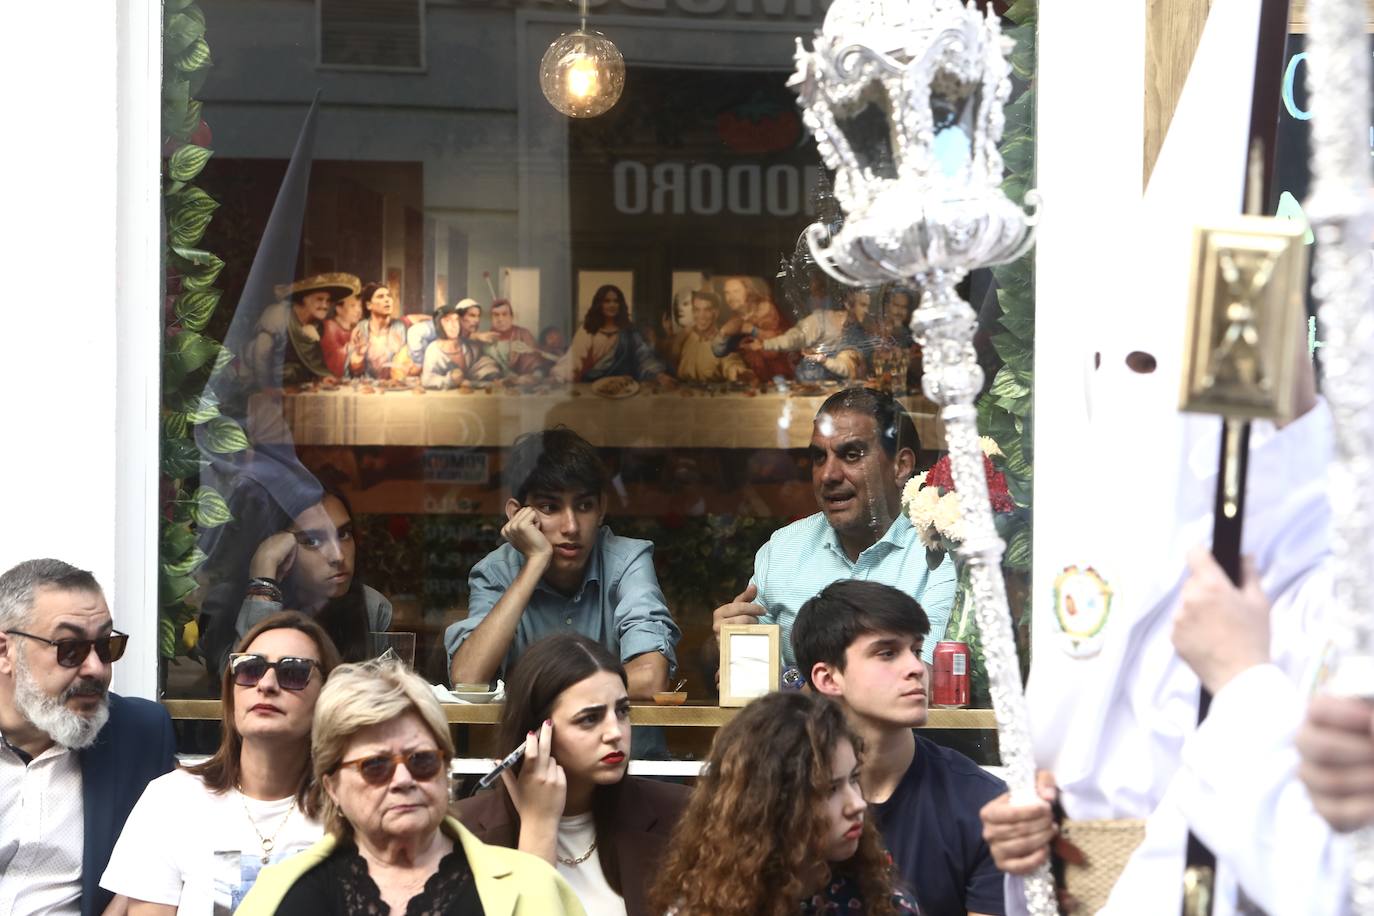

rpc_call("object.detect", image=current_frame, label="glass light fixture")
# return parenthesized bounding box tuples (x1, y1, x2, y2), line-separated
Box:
(539, 0, 624, 118)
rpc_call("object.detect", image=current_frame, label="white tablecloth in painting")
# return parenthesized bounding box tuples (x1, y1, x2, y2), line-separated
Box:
(279, 386, 945, 450)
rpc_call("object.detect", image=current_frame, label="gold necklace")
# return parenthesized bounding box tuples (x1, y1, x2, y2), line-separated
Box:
(557, 837, 597, 867)
(240, 791, 297, 864)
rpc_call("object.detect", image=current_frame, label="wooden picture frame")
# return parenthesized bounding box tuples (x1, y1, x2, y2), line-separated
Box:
(718, 623, 780, 707)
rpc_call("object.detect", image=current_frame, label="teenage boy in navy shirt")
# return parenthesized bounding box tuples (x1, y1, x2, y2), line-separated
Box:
(793, 579, 1006, 916)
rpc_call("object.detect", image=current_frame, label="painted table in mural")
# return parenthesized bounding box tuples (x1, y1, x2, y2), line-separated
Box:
(278, 384, 946, 450)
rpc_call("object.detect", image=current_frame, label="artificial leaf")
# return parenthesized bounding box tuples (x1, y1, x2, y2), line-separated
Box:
(1002, 175, 1028, 207)
(1000, 309, 1035, 340)
(163, 547, 207, 578)
(170, 209, 214, 248)
(169, 186, 219, 217)
(173, 99, 203, 141)
(1001, 136, 1035, 179)
(190, 485, 232, 528)
(171, 246, 221, 270)
(160, 572, 199, 604)
(165, 330, 219, 375)
(175, 37, 213, 73)
(1007, 25, 1037, 81)
(175, 390, 219, 423)
(165, 179, 186, 197)
(159, 616, 177, 659)
(1005, 527, 1032, 570)
(161, 410, 189, 439)
(212, 346, 235, 372)
(181, 259, 225, 291)
(168, 144, 212, 182)
(202, 416, 249, 455)
(160, 522, 196, 561)
(1004, 88, 1035, 134)
(174, 289, 221, 332)
(164, 0, 195, 12)
(1004, 0, 1037, 25)
(989, 366, 1030, 400)
(161, 438, 201, 478)
(992, 331, 1032, 374)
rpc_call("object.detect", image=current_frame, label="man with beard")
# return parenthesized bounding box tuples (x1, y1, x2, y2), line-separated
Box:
(0, 559, 176, 916)
(711, 387, 957, 669)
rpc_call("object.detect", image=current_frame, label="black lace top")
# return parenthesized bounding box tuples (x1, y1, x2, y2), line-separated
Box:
(276, 836, 486, 915)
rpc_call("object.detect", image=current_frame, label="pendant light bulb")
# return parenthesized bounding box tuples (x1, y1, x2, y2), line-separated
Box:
(539, 29, 624, 118)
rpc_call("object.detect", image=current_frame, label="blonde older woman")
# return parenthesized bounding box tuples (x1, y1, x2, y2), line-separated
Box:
(239, 658, 584, 915)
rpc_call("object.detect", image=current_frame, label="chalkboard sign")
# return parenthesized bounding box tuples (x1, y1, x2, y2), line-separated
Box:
(1272, 33, 1374, 235)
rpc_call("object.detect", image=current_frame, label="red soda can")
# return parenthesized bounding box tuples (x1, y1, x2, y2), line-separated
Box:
(931, 640, 971, 708)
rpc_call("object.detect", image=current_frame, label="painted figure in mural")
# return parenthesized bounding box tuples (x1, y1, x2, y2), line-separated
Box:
(553, 285, 675, 385)
(672, 290, 750, 384)
(735, 291, 798, 382)
(421, 300, 498, 389)
(539, 326, 569, 357)
(883, 286, 917, 350)
(483, 298, 549, 381)
(252, 273, 359, 387)
(319, 275, 363, 378)
(740, 292, 865, 383)
(345, 283, 407, 379)
(719, 275, 755, 322)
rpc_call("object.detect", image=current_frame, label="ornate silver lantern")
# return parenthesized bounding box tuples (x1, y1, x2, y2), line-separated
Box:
(793, 2, 1052, 914)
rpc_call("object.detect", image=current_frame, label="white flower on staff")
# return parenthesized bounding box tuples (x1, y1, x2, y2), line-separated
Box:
(934, 490, 966, 542)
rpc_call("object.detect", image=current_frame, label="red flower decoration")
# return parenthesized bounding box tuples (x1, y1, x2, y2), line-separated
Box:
(924, 455, 955, 492)
(921, 454, 1015, 513)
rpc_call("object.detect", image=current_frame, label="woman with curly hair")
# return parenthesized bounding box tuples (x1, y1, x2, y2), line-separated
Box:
(650, 690, 919, 916)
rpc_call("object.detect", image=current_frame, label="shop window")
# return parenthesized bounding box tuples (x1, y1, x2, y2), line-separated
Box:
(159, 0, 1036, 763)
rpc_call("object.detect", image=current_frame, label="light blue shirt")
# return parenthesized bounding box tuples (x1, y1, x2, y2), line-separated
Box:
(444, 527, 681, 680)
(751, 512, 958, 667)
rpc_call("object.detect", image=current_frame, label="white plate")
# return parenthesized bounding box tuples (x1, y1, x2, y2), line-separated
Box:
(450, 690, 500, 704)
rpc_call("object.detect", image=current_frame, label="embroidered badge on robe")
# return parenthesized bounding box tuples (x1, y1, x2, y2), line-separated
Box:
(1053, 565, 1113, 657)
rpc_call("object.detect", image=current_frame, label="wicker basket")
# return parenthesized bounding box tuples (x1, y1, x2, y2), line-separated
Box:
(1060, 818, 1147, 913)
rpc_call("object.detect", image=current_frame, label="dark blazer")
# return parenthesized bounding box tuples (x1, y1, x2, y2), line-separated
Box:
(455, 775, 689, 916)
(79, 692, 178, 916)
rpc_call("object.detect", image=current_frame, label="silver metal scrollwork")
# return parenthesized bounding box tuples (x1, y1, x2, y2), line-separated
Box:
(1305, 1, 1374, 912)
(792, 1, 1052, 913)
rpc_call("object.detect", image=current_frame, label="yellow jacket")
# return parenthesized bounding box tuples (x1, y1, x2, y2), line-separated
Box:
(237, 816, 587, 916)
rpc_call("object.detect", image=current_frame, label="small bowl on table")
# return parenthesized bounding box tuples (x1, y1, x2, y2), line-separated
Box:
(652, 691, 687, 706)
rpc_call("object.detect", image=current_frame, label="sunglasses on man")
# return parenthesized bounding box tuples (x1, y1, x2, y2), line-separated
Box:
(228, 653, 321, 692)
(5, 630, 129, 668)
(335, 750, 447, 786)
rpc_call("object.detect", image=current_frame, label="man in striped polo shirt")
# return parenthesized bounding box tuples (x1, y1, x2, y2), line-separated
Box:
(712, 387, 957, 668)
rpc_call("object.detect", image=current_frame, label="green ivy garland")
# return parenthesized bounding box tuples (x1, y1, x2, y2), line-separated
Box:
(159, 0, 238, 660)
(943, 0, 1036, 703)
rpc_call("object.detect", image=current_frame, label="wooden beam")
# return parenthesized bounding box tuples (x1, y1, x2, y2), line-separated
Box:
(1144, 0, 1215, 189)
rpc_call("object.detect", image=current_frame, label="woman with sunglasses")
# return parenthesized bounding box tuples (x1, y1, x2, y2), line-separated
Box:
(101, 611, 340, 913)
(239, 657, 584, 914)
(649, 691, 919, 916)
(455, 633, 689, 916)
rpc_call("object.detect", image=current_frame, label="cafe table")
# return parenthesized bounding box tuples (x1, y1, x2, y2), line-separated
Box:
(164, 700, 998, 779)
